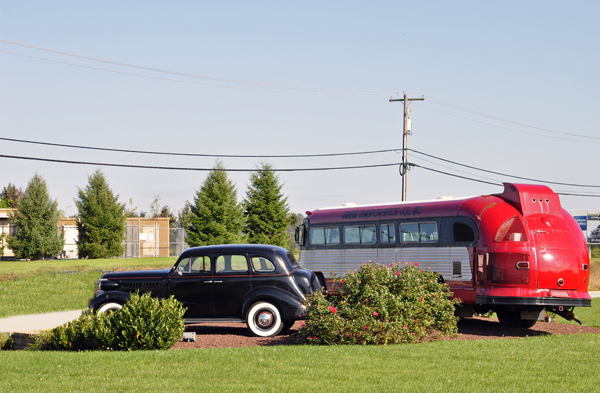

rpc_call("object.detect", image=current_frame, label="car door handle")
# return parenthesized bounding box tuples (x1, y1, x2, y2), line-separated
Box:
(203, 280, 213, 284)
(212, 281, 223, 284)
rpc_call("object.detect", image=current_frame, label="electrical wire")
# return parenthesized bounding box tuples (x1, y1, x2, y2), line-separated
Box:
(409, 149, 600, 188)
(423, 95, 600, 141)
(413, 104, 599, 144)
(0, 136, 399, 158)
(0, 39, 393, 97)
(0, 153, 402, 172)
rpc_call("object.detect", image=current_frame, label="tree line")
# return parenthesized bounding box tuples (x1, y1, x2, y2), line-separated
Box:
(2, 160, 298, 260)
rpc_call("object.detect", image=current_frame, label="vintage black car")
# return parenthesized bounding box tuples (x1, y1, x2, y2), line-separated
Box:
(89, 244, 326, 337)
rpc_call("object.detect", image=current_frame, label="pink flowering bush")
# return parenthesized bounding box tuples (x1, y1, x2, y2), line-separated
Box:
(300, 262, 459, 345)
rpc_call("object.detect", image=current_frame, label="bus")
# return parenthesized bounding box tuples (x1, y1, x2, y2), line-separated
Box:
(295, 183, 591, 327)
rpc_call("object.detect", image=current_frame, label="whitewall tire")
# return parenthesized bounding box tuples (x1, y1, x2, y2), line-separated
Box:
(246, 301, 284, 337)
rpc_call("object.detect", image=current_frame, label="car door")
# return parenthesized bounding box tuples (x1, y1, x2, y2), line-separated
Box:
(212, 253, 252, 318)
(168, 254, 213, 318)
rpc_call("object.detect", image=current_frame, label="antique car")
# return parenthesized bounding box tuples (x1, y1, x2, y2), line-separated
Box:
(89, 244, 326, 337)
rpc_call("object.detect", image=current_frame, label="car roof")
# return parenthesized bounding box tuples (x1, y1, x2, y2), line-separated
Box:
(179, 244, 288, 257)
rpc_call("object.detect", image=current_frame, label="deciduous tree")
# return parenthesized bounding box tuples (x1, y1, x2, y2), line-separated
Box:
(75, 169, 126, 258)
(186, 160, 244, 246)
(7, 174, 64, 260)
(243, 162, 290, 247)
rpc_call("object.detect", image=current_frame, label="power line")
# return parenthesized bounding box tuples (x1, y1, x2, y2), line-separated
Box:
(409, 148, 600, 188)
(0, 153, 402, 172)
(0, 136, 399, 158)
(411, 163, 600, 197)
(414, 104, 599, 144)
(423, 95, 599, 141)
(0, 39, 393, 97)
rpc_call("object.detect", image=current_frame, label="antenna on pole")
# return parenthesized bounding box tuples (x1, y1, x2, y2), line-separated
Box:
(389, 93, 424, 201)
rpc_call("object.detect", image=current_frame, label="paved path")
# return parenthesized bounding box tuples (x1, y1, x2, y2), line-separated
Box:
(0, 310, 83, 333)
(1, 293, 598, 333)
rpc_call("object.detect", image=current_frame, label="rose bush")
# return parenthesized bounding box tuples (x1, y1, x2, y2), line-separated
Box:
(300, 262, 459, 345)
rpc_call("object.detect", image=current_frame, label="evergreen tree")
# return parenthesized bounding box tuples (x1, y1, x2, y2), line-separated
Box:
(75, 169, 126, 258)
(243, 162, 290, 247)
(186, 160, 244, 246)
(7, 174, 64, 260)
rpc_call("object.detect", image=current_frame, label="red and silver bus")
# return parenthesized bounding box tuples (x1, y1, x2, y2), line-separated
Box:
(296, 183, 591, 327)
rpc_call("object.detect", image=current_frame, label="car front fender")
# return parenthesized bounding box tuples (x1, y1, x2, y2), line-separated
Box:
(241, 287, 305, 321)
(88, 291, 132, 311)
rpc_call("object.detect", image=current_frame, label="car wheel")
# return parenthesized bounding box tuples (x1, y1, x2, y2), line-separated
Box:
(246, 301, 284, 337)
(97, 302, 123, 314)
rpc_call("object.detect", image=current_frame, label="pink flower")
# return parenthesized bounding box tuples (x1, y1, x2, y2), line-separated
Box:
(403, 326, 408, 330)
(313, 336, 317, 339)
(412, 332, 416, 336)
(396, 271, 400, 276)
(415, 262, 419, 266)
(340, 280, 344, 284)
(364, 326, 368, 330)
(390, 263, 393, 267)
(300, 322, 305, 327)
(328, 306, 337, 314)
(423, 284, 426, 288)
(419, 297, 423, 301)
(365, 299, 369, 302)
(373, 312, 379, 316)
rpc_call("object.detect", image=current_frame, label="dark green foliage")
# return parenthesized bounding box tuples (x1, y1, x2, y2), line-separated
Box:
(29, 292, 185, 351)
(243, 162, 290, 247)
(75, 169, 126, 258)
(300, 262, 459, 345)
(7, 174, 64, 260)
(186, 160, 244, 246)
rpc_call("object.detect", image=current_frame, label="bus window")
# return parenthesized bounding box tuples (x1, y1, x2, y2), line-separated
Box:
(400, 222, 438, 244)
(344, 225, 376, 245)
(380, 223, 395, 244)
(401, 223, 419, 242)
(420, 223, 438, 242)
(310, 227, 340, 245)
(360, 225, 376, 244)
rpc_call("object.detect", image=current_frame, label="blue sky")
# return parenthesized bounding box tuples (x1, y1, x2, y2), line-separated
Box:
(1, 1, 598, 217)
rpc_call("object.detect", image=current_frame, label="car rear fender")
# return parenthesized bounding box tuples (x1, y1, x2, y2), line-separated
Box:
(241, 287, 305, 321)
(88, 291, 131, 311)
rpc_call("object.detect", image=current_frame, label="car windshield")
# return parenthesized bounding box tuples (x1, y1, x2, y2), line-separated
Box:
(286, 252, 299, 266)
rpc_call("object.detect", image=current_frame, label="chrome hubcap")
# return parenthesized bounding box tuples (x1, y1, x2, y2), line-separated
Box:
(257, 311, 274, 328)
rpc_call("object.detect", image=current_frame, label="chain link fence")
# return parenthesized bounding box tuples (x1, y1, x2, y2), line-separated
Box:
(123, 225, 190, 258)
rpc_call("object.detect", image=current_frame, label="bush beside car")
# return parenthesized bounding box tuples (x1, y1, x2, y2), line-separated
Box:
(29, 292, 185, 351)
(300, 262, 459, 345)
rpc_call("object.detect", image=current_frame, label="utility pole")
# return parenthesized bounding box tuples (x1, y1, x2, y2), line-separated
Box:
(389, 93, 424, 201)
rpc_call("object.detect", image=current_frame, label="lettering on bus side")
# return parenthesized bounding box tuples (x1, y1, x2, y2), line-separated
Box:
(341, 206, 423, 220)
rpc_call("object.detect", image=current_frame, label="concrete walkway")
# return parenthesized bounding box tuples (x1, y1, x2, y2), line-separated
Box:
(0, 309, 83, 333)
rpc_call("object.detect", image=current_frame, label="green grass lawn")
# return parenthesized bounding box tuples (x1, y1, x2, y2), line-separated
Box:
(1, 334, 598, 392)
(0, 257, 175, 318)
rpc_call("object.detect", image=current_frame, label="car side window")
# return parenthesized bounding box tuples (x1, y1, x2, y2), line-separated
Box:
(251, 256, 275, 272)
(176, 256, 211, 274)
(216, 255, 249, 274)
(191, 256, 211, 273)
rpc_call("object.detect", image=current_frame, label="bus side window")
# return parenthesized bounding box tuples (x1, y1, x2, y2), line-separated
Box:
(420, 223, 438, 243)
(380, 223, 395, 244)
(401, 223, 419, 242)
(310, 227, 339, 245)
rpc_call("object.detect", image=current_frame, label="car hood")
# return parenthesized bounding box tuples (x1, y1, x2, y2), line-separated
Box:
(101, 268, 171, 280)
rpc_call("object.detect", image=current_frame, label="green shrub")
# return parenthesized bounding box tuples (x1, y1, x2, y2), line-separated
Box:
(300, 262, 459, 345)
(0, 332, 13, 350)
(109, 292, 186, 350)
(28, 292, 186, 351)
